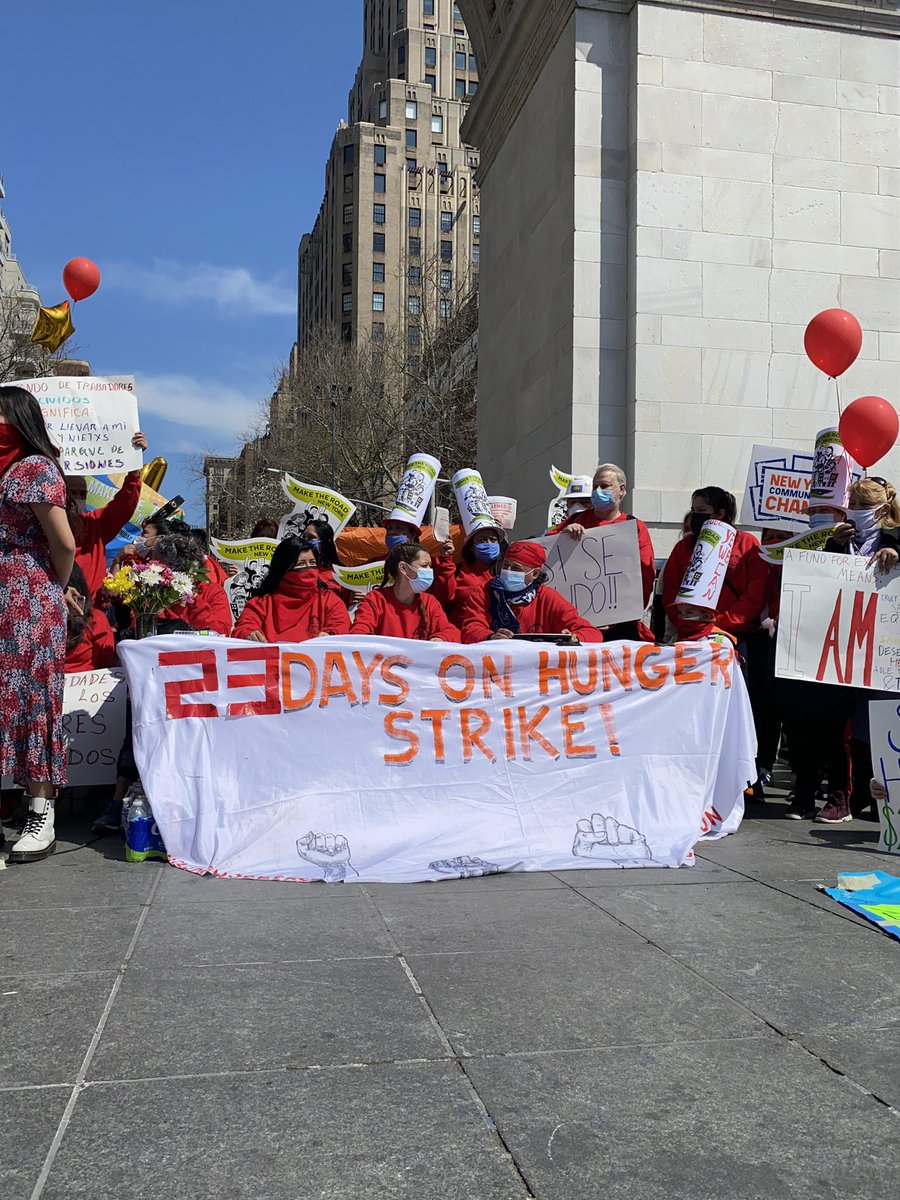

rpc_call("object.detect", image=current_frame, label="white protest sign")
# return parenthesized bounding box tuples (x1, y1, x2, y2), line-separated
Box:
(867, 699, 900, 855)
(488, 496, 517, 531)
(433, 506, 451, 542)
(12, 376, 142, 475)
(334, 562, 385, 594)
(532, 522, 644, 628)
(278, 474, 356, 538)
(118, 635, 754, 882)
(211, 538, 280, 622)
(676, 520, 737, 611)
(547, 464, 573, 530)
(62, 668, 127, 785)
(776, 550, 900, 691)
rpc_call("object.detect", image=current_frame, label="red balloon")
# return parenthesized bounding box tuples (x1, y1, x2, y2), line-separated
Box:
(839, 396, 899, 469)
(62, 257, 101, 302)
(804, 309, 862, 378)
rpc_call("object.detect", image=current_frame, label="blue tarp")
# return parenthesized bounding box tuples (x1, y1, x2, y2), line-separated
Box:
(825, 870, 900, 941)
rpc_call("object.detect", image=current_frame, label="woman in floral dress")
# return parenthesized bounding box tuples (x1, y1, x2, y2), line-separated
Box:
(0, 386, 76, 863)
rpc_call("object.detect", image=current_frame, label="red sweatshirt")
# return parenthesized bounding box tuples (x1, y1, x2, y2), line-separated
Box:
(205, 555, 227, 586)
(161, 578, 234, 635)
(460, 581, 604, 644)
(65, 609, 117, 672)
(234, 577, 351, 642)
(447, 560, 495, 628)
(76, 472, 143, 596)
(554, 510, 657, 607)
(351, 588, 461, 641)
(662, 529, 769, 640)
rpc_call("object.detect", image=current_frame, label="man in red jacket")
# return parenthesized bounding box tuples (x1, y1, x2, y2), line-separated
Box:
(554, 462, 656, 641)
(67, 431, 148, 597)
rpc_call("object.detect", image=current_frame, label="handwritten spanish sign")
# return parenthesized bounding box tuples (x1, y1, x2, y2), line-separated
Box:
(63, 669, 128, 785)
(12, 376, 142, 475)
(532, 523, 644, 628)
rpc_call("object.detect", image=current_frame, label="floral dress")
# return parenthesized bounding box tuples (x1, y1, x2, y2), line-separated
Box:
(0, 456, 68, 785)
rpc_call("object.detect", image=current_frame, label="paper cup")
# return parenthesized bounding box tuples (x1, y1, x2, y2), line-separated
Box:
(487, 496, 517, 531)
(676, 520, 737, 611)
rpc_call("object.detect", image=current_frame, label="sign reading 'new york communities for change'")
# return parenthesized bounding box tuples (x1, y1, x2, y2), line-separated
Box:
(532, 522, 645, 629)
(740, 444, 815, 533)
(12, 376, 142, 475)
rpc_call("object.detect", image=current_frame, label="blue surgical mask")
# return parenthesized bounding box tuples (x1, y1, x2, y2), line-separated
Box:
(385, 533, 408, 549)
(808, 512, 835, 530)
(474, 541, 501, 563)
(308, 538, 321, 550)
(500, 568, 527, 593)
(409, 566, 434, 593)
(849, 508, 881, 539)
(592, 488, 615, 510)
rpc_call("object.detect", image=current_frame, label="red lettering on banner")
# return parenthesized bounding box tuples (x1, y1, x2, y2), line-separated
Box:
(538, 650, 570, 696)
(674, 644, 704, 685)
(383, 710, 418, 763)
(845, 590, 877, 687)
(560, 702, 596, 758)
(600, 646, 633, 692)
(438, 654, 475, 702)
(161, 650, 219, 719)
(569, 650, 599, 695)
(421, 708, 451, 763)
(351, 651, 383, 704)
(460, 708, 496, 762)
(635, 645, 668, 690)
(816, 593, 845, 683)
(517, 705, 560, 760)
(226, 646, 281, 717)
(379, 655, 412, 706)
(281, 653, 317, 711)
(699, 805, 723, 834)
(481, 654, 513, 699)
(319, 651, 359, 707)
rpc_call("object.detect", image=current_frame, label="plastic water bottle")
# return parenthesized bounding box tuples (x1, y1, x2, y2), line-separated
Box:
(123, 786, 167, 863)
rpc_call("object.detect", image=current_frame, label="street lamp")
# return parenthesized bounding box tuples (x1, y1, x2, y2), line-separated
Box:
(314, 384, 352, 490)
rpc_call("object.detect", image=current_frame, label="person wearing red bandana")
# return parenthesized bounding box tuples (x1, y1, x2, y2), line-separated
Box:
(460, 540, 603, 643)
(234, 538, 351, 642)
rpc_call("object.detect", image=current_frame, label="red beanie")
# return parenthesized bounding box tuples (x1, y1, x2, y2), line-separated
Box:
(505, 540, 547, 570)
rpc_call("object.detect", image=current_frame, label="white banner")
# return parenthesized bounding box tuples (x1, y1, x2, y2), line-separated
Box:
(776, 550, 900, 691)
(62, 669, 127, 785)
(12, 375, 142, 475)
(118, 635, 754, 882)
(867, 699, 900, 855)
(533, 523, 644, 628)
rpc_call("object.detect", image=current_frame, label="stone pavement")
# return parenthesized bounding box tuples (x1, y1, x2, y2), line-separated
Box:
(2, 799, 899, 1200)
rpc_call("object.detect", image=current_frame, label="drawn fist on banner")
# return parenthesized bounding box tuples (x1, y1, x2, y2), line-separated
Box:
(429, 855, 501, 878)
(296, 832, 358, 882)
(573, 814, 652, 864)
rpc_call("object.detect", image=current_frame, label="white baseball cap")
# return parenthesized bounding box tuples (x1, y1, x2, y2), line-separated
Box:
(561, 475, 593, 500)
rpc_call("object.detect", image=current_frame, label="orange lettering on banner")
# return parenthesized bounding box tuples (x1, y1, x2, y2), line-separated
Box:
(460, 708, 496, 762)
(502, 707, 517, 760)
(674, 644, 704, 685)
(599, 702, 621, 756)
(379, 655, 412, 706)
(383, 710, 419, 763)
(160, 650, 219, 720)
(600, 646, 632, 692)
(634, 645, 668, 690)
(226, 646, 282, 717)
(560, 702, 596, 758)
(481, 654, 513, 699)
(517, 705, 560, 760)
(570, 650, 599, 696)
(421, 708, 451, 763)
(438, 653, 476, 702)
(319, 651, 359, 707)
(351, 651, 383, 704)
(281, 653, 318, 711)
(710, 643, 733, 687)
(538, 650, 570, 696)
(816, 594, 845, 684)
(844, 590, 877, 687)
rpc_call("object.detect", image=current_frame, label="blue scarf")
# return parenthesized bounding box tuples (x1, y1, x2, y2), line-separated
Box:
(489, 577, 541, 634)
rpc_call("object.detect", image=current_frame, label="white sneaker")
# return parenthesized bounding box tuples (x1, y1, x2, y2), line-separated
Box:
(8, 798, 56, 863)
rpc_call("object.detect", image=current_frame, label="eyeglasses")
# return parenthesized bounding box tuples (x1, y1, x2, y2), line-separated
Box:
(869, 476, 888, 488)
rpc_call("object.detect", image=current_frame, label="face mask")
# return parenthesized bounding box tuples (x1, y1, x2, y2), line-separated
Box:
(808, 512, 835, 530)
(408, 566, 433, 593)
(132, 536, 149, 558)
(307, 538, 321, 550)
(474, 541, 501, 563)
(500, 569, 527, 593)
(591, 488, 615, 511)
(689, 512, 710, 538)
(285, 566, 318, 589)
(568, 501, 591, 516)
(849, 508, 881, 539)
(385, 533, 408, 549)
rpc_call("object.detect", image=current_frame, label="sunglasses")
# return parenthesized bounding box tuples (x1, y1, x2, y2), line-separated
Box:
(869, 476, 888, 488)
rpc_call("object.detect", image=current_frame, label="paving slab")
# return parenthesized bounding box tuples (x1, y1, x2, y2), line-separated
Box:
(155, 868, 360, 904)
(0, 1087, 72, 1200)
(363, 870, 565, 898)
(371, 887, 647, 955)
(0, 904, 144, 976)
(764, 879, 875, 931)
(0, 858, 161, 911)
(796, 1028, 900, 1109)
(40, 1064, 526, 1200)
(0, 973, 116, 1087)
(556, 861, 751, 886)
(463, 1036, 898, 1200)
(695, 830, 889, 881)
(88, 958, 447, 1079)
(409, 946, 764, 1057)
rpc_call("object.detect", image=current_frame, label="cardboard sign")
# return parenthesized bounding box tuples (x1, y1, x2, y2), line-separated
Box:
(532, 523, 644, 628)
(334, 562, 385, 594)
(12, 376, 142, 475)
(867, 699, 900, 854)
(676, 520, 737, 611)
(776, 550, 900, 691)
(433, 506, 451, 542)
(62, 669, 127, 785)
(278, 474, 356, 536)
(488, 496, 517, 531)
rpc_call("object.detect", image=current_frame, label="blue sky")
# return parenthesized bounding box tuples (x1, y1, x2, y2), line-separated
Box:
(3, 0, 361, 522)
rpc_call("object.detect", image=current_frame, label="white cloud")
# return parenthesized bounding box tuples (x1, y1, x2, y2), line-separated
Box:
(132, 371, 264, 438)
(105, 259, 295, 317)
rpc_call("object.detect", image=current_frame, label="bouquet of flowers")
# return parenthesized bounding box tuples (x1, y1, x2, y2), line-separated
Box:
(103, 561, 200, 638)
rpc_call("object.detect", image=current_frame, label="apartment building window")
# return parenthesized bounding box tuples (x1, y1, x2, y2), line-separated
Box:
(342, 293, 352, 313)
(455, 79, 465, 98)
(374, 144, 386, 165)
(440, 239, 453, 261)
(378, 98, 388, 120)
(342, 263, 353, 285)
(432, 114, 444, 134)
(473, 215, 481, 235)
(440, 298, 453, 319)
(408, 324, 420, 347)
(408, 295, 421, 315)
(425, 47, 436, 67)
(469, 55, 477, 72)
(343, 233, 353, 252)
(453, 3, 463, 23)
(425, 73, 436, 90)
(343, 145, 354, 165)
(372, 322, 385, 341)
(440, 269, 452, 289)
(374, 173, 386, 193)
(409, 207, 421, 227)
(469, 81, 478, 94)
(341, 322, 352, 341)
(406, 158, 417, 173)
(409, 235, 421, 256)
(373, 261, 385, 282)
(373, 234, 386, 255)
(472, 243, 480, 264)
(397, 41, 406, 65)
(440, 211, 453, 232)
(373, 203, 386, 224)
(373, 292, 385, 312)
(408, 355, 421, 372)
(455, 50, 466, 70)
(423, 0, 434, 13)
(343, 174, 353, 193)
(342, 203, 354, 223)
(406, 128, 417, 148)
(405, 100, 417, 119)
(409, 265, 421, 286)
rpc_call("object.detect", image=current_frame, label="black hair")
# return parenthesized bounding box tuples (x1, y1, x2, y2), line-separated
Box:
(65, 562, 94, 652)
(692, 486, 737, 527)
(150, 533, 203, 574)
(189, 527, 209, 551)
(250, 517, 279, 538)
(461, 528, 507, 571)
(0, 386, 64, 475)
(303, 517, 340, 567)
(256, 537, 319, 596)
(142, 515, 175, 538)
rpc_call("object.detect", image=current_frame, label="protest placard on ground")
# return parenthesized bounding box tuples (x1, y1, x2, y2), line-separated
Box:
(12, 376, 142, 475)
(119, 635, 753, 881)
(62, 669, 127, 785)
(867, 699, 900, 855)
(532, 522, 644, 628)
(776, 550, 900, 691)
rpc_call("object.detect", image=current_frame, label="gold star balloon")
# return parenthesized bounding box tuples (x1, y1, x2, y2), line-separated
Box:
(31, 300, 75, 353)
